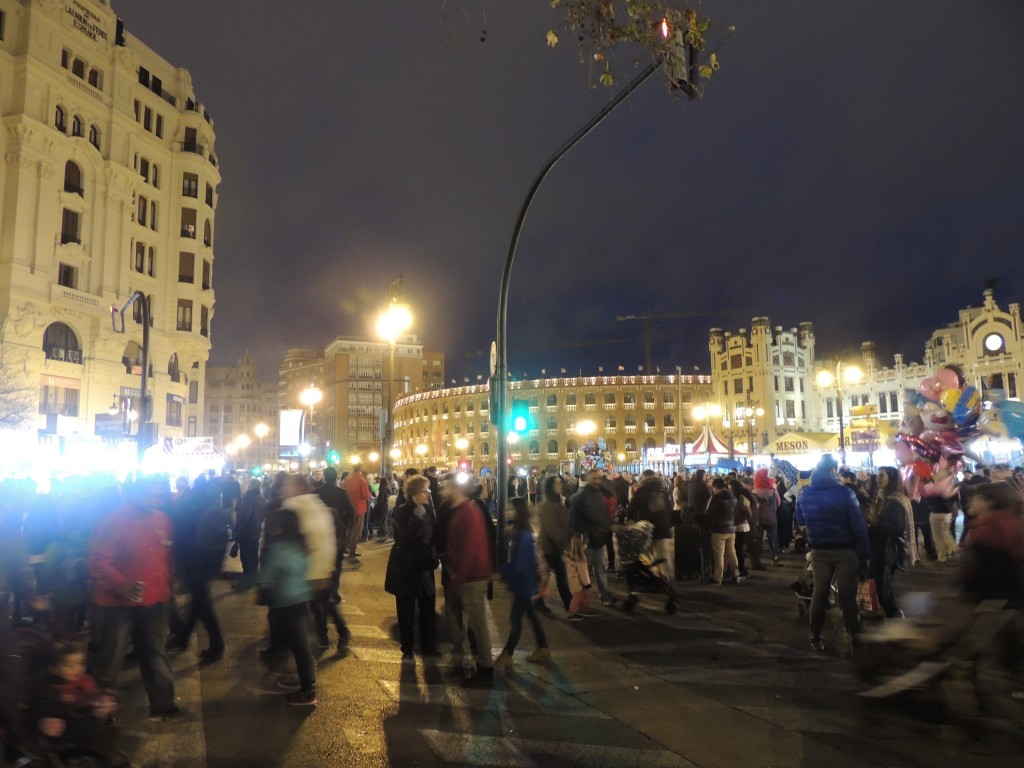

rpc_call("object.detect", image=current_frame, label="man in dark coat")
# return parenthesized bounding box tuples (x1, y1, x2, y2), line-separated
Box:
(233, 478, 266, 590)
(570, 470, 616, 606)
(316, 467, 355, 604)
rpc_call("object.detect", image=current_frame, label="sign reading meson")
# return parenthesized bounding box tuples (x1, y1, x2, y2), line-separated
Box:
(65, 0, 109, 43)
(774, 440, 810, 452)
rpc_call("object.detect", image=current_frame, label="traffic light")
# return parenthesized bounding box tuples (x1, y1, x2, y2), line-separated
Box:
(249, 466, 263, 477)
(510, 399, 531, 435)
(326, 449, 340, 465)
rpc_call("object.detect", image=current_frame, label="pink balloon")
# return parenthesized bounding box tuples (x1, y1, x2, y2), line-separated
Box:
(894, 441, 915, 466)
(919, 377, 943, 402)
(935, 367, 960, 391)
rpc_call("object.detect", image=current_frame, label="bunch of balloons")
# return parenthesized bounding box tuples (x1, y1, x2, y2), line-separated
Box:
(894, 364, 981, 478)
(894, 363, 1024, 477)
(576, 436, 614, 473)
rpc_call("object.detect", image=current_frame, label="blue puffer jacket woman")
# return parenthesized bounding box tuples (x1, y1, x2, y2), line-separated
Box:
(795, 468, 870, 559)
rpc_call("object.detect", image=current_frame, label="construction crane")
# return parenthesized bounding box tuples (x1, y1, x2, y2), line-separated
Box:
(465, 338, 631, 359)
(616, 310, 741, 372)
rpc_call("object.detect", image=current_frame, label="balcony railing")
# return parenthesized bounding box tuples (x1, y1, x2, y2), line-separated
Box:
(565, 404, 577, 412)
(182, 141, 204, 156)
(60, 232, 81, 245)
(584, 403, 596, 410)
(45, 347, 82, 364)
(624, 425, 637, 433)
(605, 426, 617, 433)
(623, 402, 636, 409)
(64, 183, 84, 196)
(604, 402, 616, 409)
(176, 321, 192, 332)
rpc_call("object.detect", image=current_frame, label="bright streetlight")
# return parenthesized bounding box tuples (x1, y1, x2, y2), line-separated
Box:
(455, 438, 469, 451)
(299, 386, 322, 464)
(350, 454, 361, 466)
(575, 419, 597, 437)
(692, 403, 721, 423)
(414, 444, 427, 458)
(253, 422, 269, 465)
(376, 293, 414, 483)
(368, 451, 380, 463)
(816, 362, 863, 466)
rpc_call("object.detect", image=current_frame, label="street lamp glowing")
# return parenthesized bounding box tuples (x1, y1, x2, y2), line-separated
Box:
(414, 444, 428, 457)
(298, 442, 311, 458)
(617, 452, 626, 462)
(692, 403, 720, 422)
(576, 419, 597, 437)
(368, 451, 380, 463)
(235, 434, 251, 450)
(393, 448, 405, 460)
(350, 455, 361, 465)
(375, 303, 413, 344)
(254, 423, 269, 439)
(455, 438, 469, 451)
(299, 387, 322, 408)
(225, 443, 238, 457)
(506, 432, 520, 444)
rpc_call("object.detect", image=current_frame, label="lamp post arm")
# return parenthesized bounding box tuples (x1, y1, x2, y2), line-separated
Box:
(495, 57, 662, 565)
(115, 291, 151, 466)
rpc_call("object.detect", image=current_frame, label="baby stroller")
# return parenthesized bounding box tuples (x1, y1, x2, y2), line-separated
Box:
(790, 551, 838, 621)
(616, 521, 679, 614)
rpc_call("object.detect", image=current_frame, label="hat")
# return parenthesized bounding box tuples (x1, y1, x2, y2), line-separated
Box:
(817, 454, 838, 473)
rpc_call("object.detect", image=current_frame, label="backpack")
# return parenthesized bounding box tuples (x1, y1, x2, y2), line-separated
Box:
(756, 491, 778, 527)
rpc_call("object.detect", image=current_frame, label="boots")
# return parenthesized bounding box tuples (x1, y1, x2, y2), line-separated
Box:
(525, 647, 552, 665)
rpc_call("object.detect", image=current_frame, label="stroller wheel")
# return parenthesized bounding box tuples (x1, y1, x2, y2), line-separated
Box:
(665, 600, 678, 615)
(623, 596, 638, 612)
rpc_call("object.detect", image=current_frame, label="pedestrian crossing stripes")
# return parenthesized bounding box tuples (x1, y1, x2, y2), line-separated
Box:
(419, 730, 699, 768)
(378, 679, 613, 718)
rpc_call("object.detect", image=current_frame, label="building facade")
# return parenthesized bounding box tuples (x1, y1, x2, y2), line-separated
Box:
(205, 352, 279, 466)
(278, 336, 444, 466)
(0, 0, 218, 445)
(392, 373, 715, 472)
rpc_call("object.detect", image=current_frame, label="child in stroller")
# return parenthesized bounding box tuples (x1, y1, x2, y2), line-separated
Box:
(615, 521, 679, 614)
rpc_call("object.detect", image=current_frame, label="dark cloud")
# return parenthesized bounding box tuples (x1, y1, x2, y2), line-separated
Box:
(117, 1, 1024, 380)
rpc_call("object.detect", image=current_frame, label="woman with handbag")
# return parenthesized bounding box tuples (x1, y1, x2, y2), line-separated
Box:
(384, 474, 439, 659)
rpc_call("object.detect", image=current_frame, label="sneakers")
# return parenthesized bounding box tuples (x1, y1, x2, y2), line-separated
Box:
(278, 675, 301, 690)
(148, 705, 186, 723)
(809, 637, 825, 653)
(285, 689, 317, 706)
(460, 667, 495, 688)
(566, 614, 584, 622)
(525, 647, 552, 665)
(493, 650, 514, 669)
(599, 595, 618, 607)
(576, 609, 598, 618)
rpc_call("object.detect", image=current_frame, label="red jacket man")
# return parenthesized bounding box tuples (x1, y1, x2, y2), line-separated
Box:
(342, 467, 373, 558)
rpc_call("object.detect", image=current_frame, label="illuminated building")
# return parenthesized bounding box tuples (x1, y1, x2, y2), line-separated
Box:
(392, 373, 715, 473)
(278, 336, 444, 466)
(0, 0, 218, 447)
(205, 352, 279, 464)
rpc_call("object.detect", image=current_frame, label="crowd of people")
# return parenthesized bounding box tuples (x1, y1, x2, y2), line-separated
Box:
(1, 454, 1023, 763)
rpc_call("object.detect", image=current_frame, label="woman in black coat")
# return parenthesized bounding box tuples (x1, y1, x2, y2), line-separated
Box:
(384, 475, 439, 659)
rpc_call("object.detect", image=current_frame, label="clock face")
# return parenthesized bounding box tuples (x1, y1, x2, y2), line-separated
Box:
(984, 333, 1004, 352)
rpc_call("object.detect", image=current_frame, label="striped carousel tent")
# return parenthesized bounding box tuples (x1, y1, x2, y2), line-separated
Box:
(689, 425, 745, 457)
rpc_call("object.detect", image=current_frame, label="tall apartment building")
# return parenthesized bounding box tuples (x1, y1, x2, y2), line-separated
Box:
(279, 336, 444, 464)
(0, 0, 218, 443)
(205, 352, 279, 466)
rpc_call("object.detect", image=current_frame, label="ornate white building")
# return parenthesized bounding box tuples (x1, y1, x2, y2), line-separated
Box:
(0, 0, 219, 445)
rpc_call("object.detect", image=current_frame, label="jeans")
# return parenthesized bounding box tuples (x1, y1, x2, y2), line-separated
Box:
(309, 585, 348, 645)
(710, 533, 738, 582)
(809, 548, 861, 642)
(504, 594, 547, 653)
(395, 590, 436, 653)
(760, 523, 780, 559)
(734, 529, 748, 575)
(238, 538, 260, 587)
(347, 514, 365, 556)
(585, 543, 610, 599)
(180, 569, 224, 652)
(543, 554, 573, 610)
(448, 580, 494, 669)
(90, 603, 176, 714)
(269, 603, 316, 693)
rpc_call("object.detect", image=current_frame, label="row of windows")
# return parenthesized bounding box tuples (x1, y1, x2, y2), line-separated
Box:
(54, 107, 100, 149)
(177, 252, 212, 289)
(61, 49, 103, 90)
(133, 99, 165, 139)
(176, 299, 210, 338)
(403, 390, 693, 422)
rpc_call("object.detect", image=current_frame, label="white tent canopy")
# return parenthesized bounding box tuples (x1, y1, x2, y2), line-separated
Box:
(689, 425, 745, 457)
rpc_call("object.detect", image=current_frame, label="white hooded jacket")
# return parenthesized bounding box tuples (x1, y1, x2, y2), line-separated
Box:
(283, 493, 337, 583)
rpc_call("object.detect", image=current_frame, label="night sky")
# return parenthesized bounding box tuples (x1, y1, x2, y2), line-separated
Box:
(117, 1, 1024, 383)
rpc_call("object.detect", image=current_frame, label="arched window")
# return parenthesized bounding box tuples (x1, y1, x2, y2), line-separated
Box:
(43, 323, 82, 363)
(625, 415, 636, 427)
(481, 443, 490, 456)
(664, 414, 675, 427)
(528, 441, 539, 456)
(88, 125, 99, 150)
(63, 161, 83, 195)
(547, 440, 559, 454)
(55, 106, 66, 132)
(203, 220, 212, 247)
(584, 393, 596, 407)
(71, 115, 83, 137)
(645, 438, 656, 449)
(645, 414, 656, 428)
(566, 439, 577, 454)
(467, 445, 475, 457)
(606, 438, 617, 452)
(546, 417, 557, 430)
(71, 59, 85, 78)
(122, 341, 143, 374)
(625, 438, 636, 452)
(644, 391, 656, 406)
(624, 393, 636, 405)
(546, 394, 557, 407)
(168, 353, 180, 381)
(605, 415, 616, 429)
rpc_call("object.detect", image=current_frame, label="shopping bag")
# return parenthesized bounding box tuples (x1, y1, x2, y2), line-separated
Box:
(856, 578, 881, 614)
